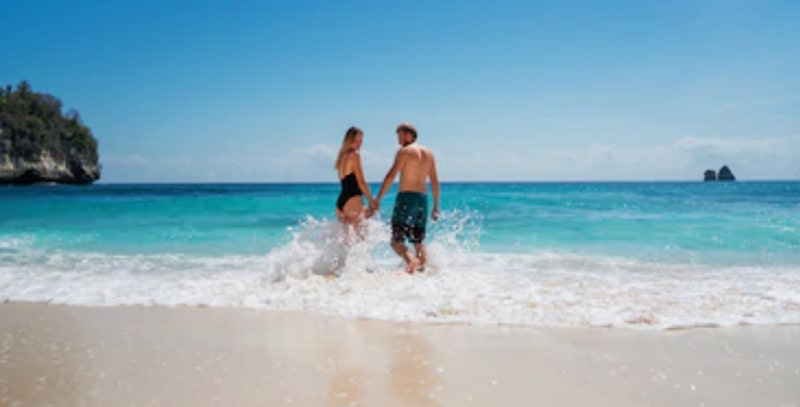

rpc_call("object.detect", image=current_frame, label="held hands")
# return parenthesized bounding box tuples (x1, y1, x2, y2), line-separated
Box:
(362, 199, 378, 219)
(369, 199, 380, 213)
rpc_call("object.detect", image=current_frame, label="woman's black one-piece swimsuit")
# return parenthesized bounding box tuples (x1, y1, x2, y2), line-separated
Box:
(337, 173, 363, 211)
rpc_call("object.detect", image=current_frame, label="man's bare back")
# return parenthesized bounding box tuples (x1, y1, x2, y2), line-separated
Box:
(396, 144, 435, 194)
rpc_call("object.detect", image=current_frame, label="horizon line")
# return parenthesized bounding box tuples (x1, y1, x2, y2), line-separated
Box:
(87, 178, 799, 185)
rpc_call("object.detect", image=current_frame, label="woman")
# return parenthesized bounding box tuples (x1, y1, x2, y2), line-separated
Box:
(335, 126, 373, 226)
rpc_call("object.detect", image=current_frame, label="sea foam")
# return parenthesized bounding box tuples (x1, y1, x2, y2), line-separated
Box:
(2, 212, 799, 330)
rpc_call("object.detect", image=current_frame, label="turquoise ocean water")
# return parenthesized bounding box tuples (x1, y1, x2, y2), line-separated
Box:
(1, 182, 798, 329)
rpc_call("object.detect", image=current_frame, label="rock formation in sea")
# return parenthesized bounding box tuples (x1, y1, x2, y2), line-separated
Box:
(0, 81, 100, 185)
(717, 165, 736, 181)
(704, 169, 716, 181)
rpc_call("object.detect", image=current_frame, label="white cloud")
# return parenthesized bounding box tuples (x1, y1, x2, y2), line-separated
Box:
(288, 144, 393, 180)
(100, 154, 151, 182)
(291, 144, 337, 160)
(713, 97, 800, 114)
(359, 149, 394, 179)
(675, 135, 800, 179)
(103, 154, 149, 167)
(442, 135, 800, 181)
(675, 136, 788, 156)
(101, 135, 800, 182)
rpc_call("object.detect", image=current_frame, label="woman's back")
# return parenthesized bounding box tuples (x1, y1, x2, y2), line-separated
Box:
(337, 152, 363, 211)
(341, 150, 363, 176)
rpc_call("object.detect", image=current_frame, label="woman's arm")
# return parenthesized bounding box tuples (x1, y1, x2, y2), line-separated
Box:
(352, 152, 373, 202)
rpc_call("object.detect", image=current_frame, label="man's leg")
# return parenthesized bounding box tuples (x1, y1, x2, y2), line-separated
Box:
(414, 243, 426, 271)
(411, 224, 427, 271)
(390, 194, 421, 273)
(391, 240, 419, 273)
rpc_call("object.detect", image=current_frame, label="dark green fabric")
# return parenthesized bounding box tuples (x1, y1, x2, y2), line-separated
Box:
(391, 192, 428, 228)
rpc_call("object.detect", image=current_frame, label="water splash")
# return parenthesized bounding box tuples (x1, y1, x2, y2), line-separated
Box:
(1, 212, 799, 330)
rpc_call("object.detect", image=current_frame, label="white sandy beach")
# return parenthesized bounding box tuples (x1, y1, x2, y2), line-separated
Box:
(1, 303, 798, 406)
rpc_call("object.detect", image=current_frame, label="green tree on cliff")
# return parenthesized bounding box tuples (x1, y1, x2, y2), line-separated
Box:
(0, 81, 99, 165)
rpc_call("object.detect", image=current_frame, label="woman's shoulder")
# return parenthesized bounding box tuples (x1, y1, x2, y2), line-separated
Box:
(345, 149, 361, 161)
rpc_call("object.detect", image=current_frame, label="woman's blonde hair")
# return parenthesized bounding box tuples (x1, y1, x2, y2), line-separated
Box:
(334, 126, 363, 171)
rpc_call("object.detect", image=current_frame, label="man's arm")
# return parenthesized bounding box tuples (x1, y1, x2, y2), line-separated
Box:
(372, 149, 405, 210)
(429, 154, 440, 221)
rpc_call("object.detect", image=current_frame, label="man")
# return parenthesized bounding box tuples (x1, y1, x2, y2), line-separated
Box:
(371, 123, 440, 273)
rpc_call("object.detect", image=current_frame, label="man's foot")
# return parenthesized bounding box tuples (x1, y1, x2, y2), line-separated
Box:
(405, 256, 421, 274)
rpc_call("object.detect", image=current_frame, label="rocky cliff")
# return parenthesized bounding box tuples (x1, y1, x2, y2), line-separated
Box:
(0, 151, 100, 184)
(0, 81, 100, 185)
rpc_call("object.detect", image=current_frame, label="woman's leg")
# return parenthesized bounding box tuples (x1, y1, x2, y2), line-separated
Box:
(342, 196, 366, 242)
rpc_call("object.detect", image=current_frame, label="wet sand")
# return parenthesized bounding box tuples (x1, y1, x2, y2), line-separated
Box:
(1, 303, 798, 406)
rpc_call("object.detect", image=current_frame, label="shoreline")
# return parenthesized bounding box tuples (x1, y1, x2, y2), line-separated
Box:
(7, 301, 800, 332)
(2, 303, 799, 406)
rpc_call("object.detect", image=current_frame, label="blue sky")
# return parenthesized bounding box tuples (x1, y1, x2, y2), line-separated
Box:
(2, 0, 798, 182)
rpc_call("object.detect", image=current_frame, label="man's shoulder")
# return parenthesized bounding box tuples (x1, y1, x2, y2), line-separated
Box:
(418, 144, 435, 157)
(398, 145, 416, 154)
(398, 144, 433, 158)
(401, 143, 431, 151)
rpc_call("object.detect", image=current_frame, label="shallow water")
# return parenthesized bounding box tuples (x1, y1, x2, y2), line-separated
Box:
(2, 181, 798, 329)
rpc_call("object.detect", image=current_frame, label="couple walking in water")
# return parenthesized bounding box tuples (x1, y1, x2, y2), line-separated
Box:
(334, 123, 441, 274)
